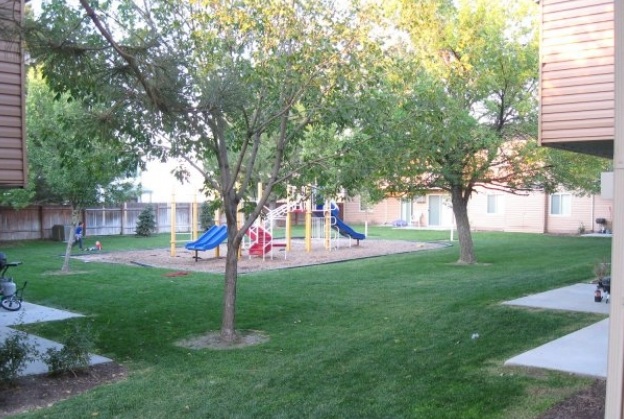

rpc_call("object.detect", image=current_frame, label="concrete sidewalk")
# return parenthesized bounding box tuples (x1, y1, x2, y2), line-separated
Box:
(503, 283, 609, 378)
(0, 302, 112, 376)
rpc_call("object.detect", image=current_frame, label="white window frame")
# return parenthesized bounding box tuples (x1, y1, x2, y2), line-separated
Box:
(486, 194, 503, 215)
(550, 193, 571, 216)
(359, 195, 373, 212)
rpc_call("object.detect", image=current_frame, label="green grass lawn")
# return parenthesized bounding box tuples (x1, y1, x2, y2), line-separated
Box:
(0, 230, 611, 418)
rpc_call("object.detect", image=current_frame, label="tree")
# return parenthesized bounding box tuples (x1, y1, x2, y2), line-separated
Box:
(19, 69, 140, 272)
(200, 200, 219, 231)
(135, 205, 156, 237)
(541, 149, 612, 196)
(23, 1, 375, 343)
(359, 0, 541, 264)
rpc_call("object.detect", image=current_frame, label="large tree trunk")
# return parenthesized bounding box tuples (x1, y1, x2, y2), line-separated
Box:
(221, 229, 239, 343)
(220, 194, 243, 344)
(450, 186, 476, 264)
(61, 209, 80, 273)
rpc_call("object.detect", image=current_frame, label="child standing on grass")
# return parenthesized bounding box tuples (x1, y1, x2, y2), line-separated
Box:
(72, 221, 84, 250)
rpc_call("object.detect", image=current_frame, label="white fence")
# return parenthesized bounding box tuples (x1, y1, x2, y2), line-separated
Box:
(0, 202, 197, 241)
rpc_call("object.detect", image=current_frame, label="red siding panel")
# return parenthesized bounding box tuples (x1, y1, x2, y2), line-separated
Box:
(542, 10, 612, 31)
(539, 0, 615, 157)
(542, 100, 614, 114)
(0, 0, 26, 188)
(541, 108, 614, 121)
(542, 1, 612, 22)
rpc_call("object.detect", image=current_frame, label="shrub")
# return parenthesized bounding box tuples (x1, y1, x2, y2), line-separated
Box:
(43, 323, 95, 376)
(135, 205, 157, 237)
(0, 331, 37, 385)
(594, 256, 611, 280)
(200, 200, 222, 230)
(200, 201, 215, 230)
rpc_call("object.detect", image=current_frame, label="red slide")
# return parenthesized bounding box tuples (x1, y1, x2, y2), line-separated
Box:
(247, 226, 273, 256)
(247, 226, 287, 257)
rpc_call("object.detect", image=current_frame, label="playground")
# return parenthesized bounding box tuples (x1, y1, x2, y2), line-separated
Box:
(83, 189, 447, 273)
(79, 238, 445, 274)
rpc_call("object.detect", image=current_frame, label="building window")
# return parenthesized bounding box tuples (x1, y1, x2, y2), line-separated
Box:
(487, 194, 502, 214)
(550, 193, 571, 215)
(359, 193, 373, 212)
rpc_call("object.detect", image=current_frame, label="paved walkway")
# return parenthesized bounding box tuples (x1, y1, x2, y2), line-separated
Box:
(0, 302, 112, 376)
(503, 283, 609, 378)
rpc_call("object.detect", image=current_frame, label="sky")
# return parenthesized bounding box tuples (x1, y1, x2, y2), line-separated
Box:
(139, 160, 206, 203)
(27, 1, 205, 204)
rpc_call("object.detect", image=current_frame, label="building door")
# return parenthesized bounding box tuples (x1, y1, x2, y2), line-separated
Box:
(429, 195, 441, 226)
(429, 194, 454, 227)
(400, 198, 412, 224)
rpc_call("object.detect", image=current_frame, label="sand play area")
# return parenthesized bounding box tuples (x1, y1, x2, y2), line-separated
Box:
(79, 238, 447, 274)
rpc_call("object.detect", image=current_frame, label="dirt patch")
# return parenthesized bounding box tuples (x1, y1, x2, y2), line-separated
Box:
(176, 330, 269, 350)
(0, 362, 127, 418)
(41, 270, 91, 276)
(536, 379, 605, 419)
(163, 271, 190, 277)
(79, 239, 446, 274)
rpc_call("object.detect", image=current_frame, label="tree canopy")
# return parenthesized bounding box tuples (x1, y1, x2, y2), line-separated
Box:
(23, 0, 377, 342)
(353, 0, 542, 263)
(541, 149, 612, 195)
(16, 68, 140, 271)
(19, 0, 610, 338)
(0, 69, 139, 209)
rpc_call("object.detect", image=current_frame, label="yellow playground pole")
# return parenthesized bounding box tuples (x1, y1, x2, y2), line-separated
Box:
(215, 208, 221, 258)
(192, 194, 198, 241)
(305, 187, 312, 252)
(285, 186, 292, 251)
(237, 197, 243, 259)
(170, 193, 177, 257)
(324, 200, 331, 250)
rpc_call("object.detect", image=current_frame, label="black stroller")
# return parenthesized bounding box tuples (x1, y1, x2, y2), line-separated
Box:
(595, 276, 611, 303)
(0, 252, 26, 311)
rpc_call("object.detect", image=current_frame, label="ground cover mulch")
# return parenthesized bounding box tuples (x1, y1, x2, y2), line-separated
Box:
(0, 362, 127, 418)
(536, 379, 605, 419)
(78, 238, 447, 274)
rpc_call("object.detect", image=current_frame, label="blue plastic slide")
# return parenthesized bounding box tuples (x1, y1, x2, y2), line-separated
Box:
(333, 217, 366, 241)
(185, 225, 228, 260)
(313, 204, 365, 241)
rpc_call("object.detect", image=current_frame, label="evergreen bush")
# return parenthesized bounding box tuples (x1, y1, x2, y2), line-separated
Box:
(135, 205, 157, 237)
(200, 201, 216, 230)
(200, 200, 224, 230)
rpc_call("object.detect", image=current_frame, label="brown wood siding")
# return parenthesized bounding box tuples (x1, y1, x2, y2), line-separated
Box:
(344, 189, 612, 235)
(539, 0, 615, 157)
(467, 190, 546, 233)
(0, 0, 26, 188)
(503, 194, 547, 233)
(342, 196, 401, 226)
(547, 194, 596, 234)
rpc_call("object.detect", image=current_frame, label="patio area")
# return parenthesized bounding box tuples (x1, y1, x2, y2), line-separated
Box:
(0, 302, 112, 376)
(503, 283, 609, 378)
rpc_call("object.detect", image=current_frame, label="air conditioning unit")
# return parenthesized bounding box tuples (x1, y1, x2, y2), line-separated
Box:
(51, 225, 67, 242)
